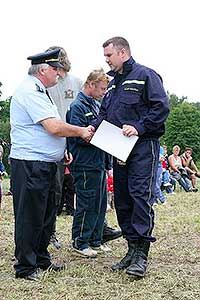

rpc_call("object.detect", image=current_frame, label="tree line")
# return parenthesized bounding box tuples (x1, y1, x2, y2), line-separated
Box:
(160, 92, 200, 164)
(1, 82, 200, 172)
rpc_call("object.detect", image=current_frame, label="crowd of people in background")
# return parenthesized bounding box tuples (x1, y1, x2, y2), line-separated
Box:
(152, 144, 200, 205)
(0, 36, 199, 283)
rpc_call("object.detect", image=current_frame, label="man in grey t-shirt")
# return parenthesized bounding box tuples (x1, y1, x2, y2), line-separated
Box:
(47, 47, 83, 248)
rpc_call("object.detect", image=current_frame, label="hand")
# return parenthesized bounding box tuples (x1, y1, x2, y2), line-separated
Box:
(88, 125, 96, 132)
(64, 151, 73, 165)
(81, 126, 94, 142)
(122, 124, 138, 137)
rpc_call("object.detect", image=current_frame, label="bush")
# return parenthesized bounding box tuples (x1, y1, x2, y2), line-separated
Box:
(0, 121, 11, 173)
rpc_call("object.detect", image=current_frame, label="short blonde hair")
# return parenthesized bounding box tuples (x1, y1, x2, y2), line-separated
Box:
(173, 145, 180, 152)
(84, 68, 109, 88)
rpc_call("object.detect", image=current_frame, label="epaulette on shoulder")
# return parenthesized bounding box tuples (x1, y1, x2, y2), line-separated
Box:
(35, 83, 45, 93)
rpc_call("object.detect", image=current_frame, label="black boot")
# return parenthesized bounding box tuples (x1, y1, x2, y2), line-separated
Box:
(112, 240, 136, 271)
(126, 240, 150, 277)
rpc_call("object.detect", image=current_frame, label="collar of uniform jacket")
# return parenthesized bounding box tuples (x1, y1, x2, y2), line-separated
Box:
(79, 91, 99, 112)
(80, 91, 95, 105)
(107, 57, 136, 78)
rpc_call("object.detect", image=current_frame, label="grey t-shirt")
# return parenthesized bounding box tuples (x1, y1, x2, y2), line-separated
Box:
(48, 73, 83, 121)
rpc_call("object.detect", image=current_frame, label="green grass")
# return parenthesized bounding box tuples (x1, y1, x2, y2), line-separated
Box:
(0, 179, 200, 300)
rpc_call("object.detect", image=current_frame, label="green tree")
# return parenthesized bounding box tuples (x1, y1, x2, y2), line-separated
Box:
(0, 97, 11, 122)
(191, 101, 200, 111)
(0, 120, 10, 173)
(0, 96, 11, 172)
(167, 92, 186, 111)
(161, 102, 200, 160)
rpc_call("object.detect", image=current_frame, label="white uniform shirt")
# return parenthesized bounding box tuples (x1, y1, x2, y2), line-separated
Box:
(10, 75, 66, 162)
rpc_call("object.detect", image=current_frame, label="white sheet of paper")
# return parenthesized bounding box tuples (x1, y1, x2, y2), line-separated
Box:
(90, 120, 138, 162)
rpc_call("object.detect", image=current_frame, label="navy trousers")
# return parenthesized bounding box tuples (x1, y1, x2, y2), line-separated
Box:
(72, 169, 107, 250)
(11, 159, 57, 277)
(113, 138, 159, 242)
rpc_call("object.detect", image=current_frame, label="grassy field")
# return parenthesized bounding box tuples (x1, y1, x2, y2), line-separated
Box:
(0, 178, 200, 300)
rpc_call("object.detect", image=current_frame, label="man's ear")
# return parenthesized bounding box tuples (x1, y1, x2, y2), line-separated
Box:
(39, 66, 47, 76)
(120, 48, 127, 59)
(89, 81, 95, 89)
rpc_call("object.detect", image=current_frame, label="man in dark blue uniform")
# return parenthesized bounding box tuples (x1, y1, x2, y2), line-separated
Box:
(67, 69, 122, 257)
(93, 37, 169, 277)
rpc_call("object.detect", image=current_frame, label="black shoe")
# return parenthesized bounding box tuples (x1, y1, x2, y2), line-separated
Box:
(26, 271, 40, 281)
(40, 263, 65, 272)
(102, 226, 122, 244)
(16, 271, 40, 281)
(49, 234, 61, 249)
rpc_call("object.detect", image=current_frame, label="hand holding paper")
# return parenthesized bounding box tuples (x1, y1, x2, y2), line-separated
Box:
(90, 120, 138, 162)
(122, 124, 138, 137)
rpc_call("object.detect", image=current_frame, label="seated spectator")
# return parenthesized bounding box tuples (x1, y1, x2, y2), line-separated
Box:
(107, 169, 114, 211)
(168, 145, 192, 192)
(163, 145, 169, 167)
(161, 145, 175, 194)
(181, 147, 199, 192)
(161, 170, 176, 194)
(152, 146, 167, 205)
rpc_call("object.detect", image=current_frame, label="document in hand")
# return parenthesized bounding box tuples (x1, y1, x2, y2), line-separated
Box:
(90, 120, 138, 162)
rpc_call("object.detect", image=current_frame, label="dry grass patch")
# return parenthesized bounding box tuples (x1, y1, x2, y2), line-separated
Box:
(0, 179, 200, 300)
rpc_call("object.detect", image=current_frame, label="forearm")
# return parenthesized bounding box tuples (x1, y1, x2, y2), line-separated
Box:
(41, 118, 84, 138)
(55, 122, 85, 138)
(172, 167, 180, 173)
(185, 166, 194, 174)
(169, 159, 179, 173)
(192, 164, 199, 173)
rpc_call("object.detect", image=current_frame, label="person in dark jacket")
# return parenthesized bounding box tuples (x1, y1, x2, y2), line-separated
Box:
(67, 69, 116, 258)
(92, 37, 170, 277)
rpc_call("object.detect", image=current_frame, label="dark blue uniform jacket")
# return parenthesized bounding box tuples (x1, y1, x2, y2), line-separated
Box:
(94, 57, 169, 138)
(66, 91, 112, 171)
